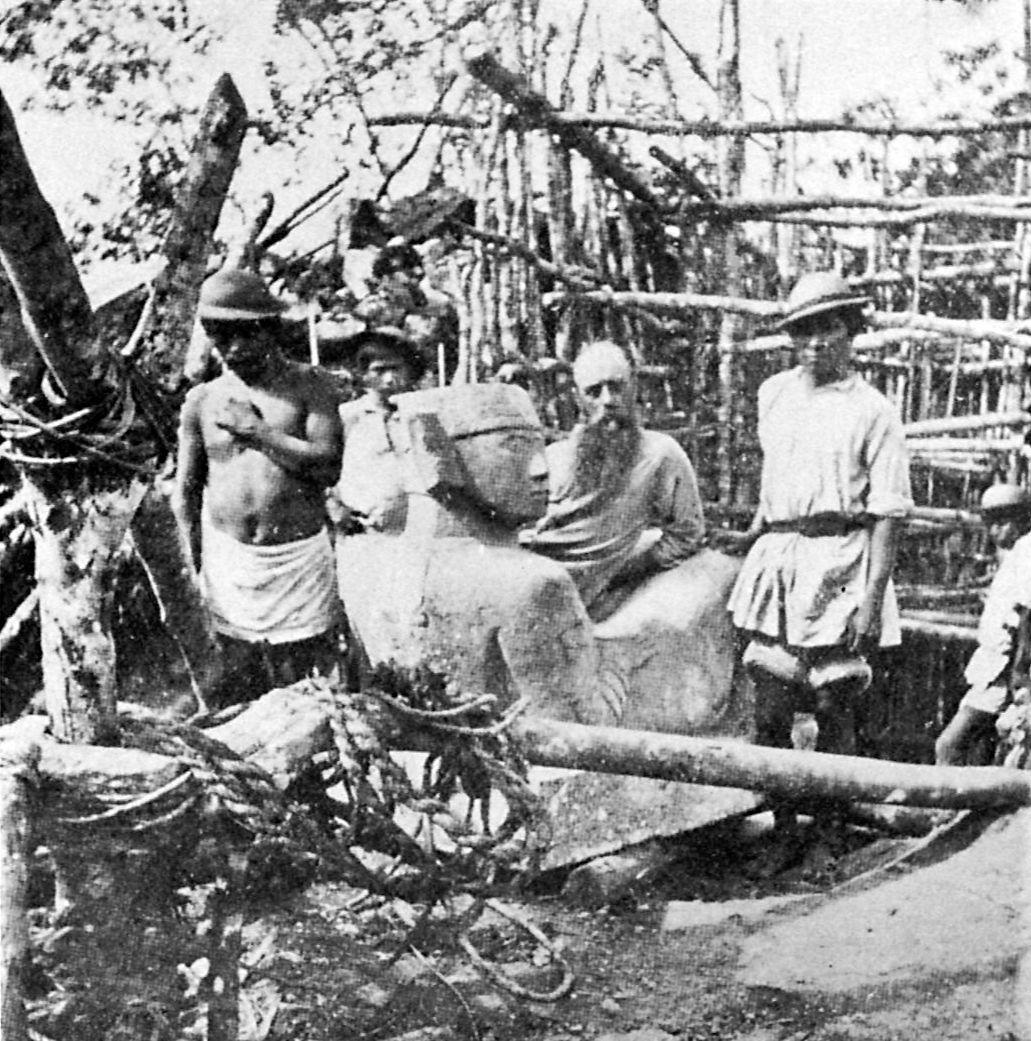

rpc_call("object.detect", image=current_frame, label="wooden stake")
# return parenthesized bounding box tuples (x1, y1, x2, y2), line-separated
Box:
(0, 740, 38, 1041)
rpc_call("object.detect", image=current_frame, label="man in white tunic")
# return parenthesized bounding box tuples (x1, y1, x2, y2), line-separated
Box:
(327, 327, 425, 535)
(727, 272, 913, 765)
(936, 484, 1031, 765)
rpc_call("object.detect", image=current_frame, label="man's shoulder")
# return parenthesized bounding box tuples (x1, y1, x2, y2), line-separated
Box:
(184, 375, 226, 411)
(283, 358, 331, 389)
(1009, 531, 1031, 566)
(847, 373, 895, 409)
(757, 367, 800, 406)
(640, 428, 691, 465)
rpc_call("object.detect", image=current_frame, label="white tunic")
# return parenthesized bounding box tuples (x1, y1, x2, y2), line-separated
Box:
(728, 367, 913, 648)
(961, 532, 1031, 714)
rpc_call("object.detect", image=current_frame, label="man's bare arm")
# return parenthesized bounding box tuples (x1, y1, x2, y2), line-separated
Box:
(220, 371, 343, 487)
(845, 515, 901, 653)
(171, 388, 208, 572)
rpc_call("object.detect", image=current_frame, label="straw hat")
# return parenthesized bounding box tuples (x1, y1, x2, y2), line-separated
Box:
(776, 271, 870, 332)
(330, 326, 427, 382)
(980, 483, 1031, 518)
(198, 269, 287, 322)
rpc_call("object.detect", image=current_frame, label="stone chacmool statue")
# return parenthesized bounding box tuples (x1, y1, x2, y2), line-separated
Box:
(335, 382, 622, 725)
(336, 382, 749, 738)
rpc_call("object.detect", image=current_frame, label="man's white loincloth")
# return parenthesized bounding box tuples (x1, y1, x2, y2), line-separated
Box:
(201, 513, 339, 644)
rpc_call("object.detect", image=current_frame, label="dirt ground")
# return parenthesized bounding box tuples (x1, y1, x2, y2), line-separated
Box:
(36, 802, 1024, 1041)
(253, 807, 1027, 1041)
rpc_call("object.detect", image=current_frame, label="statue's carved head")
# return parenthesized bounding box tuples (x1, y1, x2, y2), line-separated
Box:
(396, 383, 549, 527)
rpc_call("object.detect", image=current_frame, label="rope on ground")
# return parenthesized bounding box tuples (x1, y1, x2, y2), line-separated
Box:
(408, 943, 482, 1041)
(56, 770, 195, 824)
(459, 898, 575, 1002)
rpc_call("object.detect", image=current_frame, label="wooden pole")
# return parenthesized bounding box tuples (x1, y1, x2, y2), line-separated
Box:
(714, 0, 746, 507)
(511, 717, 1031, 809)
(904, 410, 1031, 437)
(0, 740, 39, 1041)
(542, 289, 1031, 348)
(368, 111, 1031, 139)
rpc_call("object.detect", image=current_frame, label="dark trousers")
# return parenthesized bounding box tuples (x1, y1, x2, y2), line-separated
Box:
(209, 630, 340, 708)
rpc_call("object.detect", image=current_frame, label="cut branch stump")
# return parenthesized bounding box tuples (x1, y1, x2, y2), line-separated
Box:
(142, 73, 248, 396)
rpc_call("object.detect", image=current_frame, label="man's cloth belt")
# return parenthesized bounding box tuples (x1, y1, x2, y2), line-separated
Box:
(766, 514, 869, 538)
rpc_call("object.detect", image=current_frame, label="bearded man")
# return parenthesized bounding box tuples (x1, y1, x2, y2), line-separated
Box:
(525, 340, 706, 620)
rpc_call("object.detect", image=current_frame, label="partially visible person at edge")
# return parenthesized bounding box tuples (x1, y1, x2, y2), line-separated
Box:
(326, 327, 426, 536)
(726, 272, 913, 803)
(935, 483, 1031, 766)
(172, 268, 343, 707)
(536, 357, 579, 438)
(524, 340, 706, 620)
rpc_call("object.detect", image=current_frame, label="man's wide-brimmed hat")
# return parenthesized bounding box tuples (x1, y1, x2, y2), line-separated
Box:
(980, 482, 1031, 518)
(198, 269, 288, 322)
(325, 325, 427, 382)
(776, 271, 870, 332)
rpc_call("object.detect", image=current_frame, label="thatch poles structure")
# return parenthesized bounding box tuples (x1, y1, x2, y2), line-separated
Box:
(441, 23, 1031, 506)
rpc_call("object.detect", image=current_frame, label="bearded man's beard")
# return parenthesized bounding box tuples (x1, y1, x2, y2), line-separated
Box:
(568, 415, 641, 501)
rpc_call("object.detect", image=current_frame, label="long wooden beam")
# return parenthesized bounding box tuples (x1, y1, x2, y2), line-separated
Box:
(464, 49, 665, 212)
(512, 717, 1031, 809)
(541, 288, 1031, 349)
(903, 410, 1031, 437)
(682, 194, 1031, 216)
(541, 288, 782, 319)
(739, 205, 1031, 227)
(367, 111, 1031, 139)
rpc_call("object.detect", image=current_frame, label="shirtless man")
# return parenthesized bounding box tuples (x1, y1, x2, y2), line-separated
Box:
(172, 268, 343, 706)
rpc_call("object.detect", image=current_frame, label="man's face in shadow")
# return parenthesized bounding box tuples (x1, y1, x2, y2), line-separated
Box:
(362, 345, 415, 405)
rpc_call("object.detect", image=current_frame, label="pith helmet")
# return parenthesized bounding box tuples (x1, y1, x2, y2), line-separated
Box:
(980, 483, 1031, 518)
(198, 269, 287, 321)
(776, 271, 870, 332)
